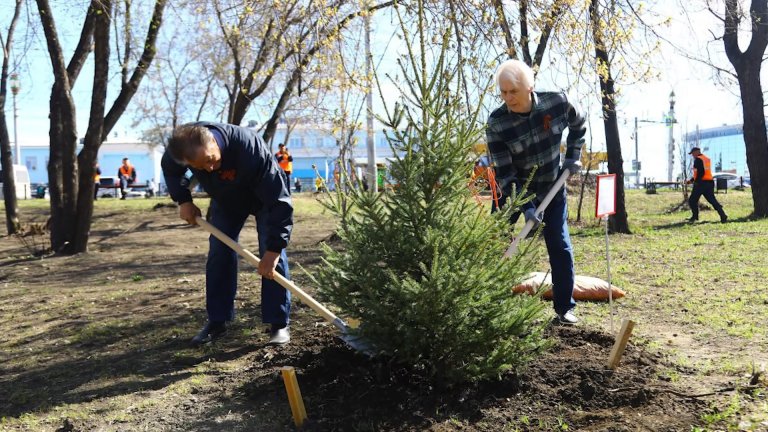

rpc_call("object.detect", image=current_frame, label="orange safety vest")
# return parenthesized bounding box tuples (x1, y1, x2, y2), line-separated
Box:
(276, 151, 293, 173)
(119, 164, 134, 178)
(693, 154, 714, 181)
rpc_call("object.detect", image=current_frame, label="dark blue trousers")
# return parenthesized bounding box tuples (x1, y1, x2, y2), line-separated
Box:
(688, 181, 726, 220)
(206, 200, 291, 326)
(499, 187, 576, 315)
(540, 189, 577, 315)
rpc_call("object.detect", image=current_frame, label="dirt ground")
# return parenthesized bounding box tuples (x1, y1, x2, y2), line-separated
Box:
(0, 199, 758, 431)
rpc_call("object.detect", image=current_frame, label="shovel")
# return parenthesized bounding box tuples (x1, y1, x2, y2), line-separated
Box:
(504, 170, 571, 257)
(195, 216, 371, 353)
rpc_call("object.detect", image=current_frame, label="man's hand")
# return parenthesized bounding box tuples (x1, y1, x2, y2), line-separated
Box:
(562, 158, 582, 175)
(523, 208, 542, 229)
(179, 202, 202, 225)
(258, 250, 281, 280)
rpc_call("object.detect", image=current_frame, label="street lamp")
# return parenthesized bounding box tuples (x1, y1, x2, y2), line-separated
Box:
(667, 90, 676, 182)
(9, 73, 20, 165)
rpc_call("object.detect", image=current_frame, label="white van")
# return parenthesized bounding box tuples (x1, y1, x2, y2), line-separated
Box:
(0, 164, 32, 200)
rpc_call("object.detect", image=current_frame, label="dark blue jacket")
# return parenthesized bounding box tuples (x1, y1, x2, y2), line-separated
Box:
(161, 122, 293, 252)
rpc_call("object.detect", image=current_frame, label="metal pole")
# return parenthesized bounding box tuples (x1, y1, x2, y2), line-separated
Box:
(634, 117, 639, 188)
(364, 6, 377, 193)
(12, 92, 19, 165)
(667, 91, 676, 182)
(604, 215, 614, 334)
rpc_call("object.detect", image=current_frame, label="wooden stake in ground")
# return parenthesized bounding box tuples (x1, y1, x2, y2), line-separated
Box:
(281, 366, 308, 427)
(607, 319, 636, 370)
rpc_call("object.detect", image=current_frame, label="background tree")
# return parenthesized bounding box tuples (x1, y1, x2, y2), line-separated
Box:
(722, 0, 768, 217)
(588, 0, 630, 233)
(0, 0, 22, 235)
(131, 12, 221, 148)
(36, 0, 167, 253)
(196, 0, 393, 144)
(550, 0, 665, 233)
(315, 2, 551, 383)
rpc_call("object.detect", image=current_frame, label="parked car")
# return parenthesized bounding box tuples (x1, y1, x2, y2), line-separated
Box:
(712, 172, 744, 189)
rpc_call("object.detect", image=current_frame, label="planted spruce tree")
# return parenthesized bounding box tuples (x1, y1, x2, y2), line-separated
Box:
(314, 5, 551, 384)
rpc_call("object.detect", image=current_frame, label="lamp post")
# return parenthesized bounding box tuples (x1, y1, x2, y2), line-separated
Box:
(667, 90, 676, 182)
(634, 117, 639, 188)
(9, 73, 20, 165)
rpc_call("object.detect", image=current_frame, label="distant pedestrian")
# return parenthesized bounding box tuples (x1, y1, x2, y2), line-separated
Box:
(117, 157, 137, 200)
(275, 144, 293, 191)
(294, 177, 301, 193)
(686, 147, 727, 223)
(93, 163, 102, 200)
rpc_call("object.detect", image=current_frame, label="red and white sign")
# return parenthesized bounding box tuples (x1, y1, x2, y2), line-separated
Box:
(596, 174, 617, 218)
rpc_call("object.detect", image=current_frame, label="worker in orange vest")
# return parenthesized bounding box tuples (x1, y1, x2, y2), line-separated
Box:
(93, 162, 102, 200)
(686, 147, 727, 223)
(117, 157, 137, 200)
(275, 144, 293, 191)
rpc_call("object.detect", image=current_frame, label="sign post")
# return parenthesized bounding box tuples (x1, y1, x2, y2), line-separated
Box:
(596, 174, 617, 333)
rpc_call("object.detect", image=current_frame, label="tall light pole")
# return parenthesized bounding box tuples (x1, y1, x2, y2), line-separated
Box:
(364, 4, 377, 193)
(9, 73, 20, 165)
(667, 90, 676, 182)
(634, 117, 639, 188)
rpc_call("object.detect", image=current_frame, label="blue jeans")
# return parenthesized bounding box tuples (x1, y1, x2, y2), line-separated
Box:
(499, 187, 576, 314)
(206, 200, 291, 326)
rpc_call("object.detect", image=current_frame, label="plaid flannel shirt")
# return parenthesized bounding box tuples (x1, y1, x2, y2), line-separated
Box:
(485, 91, 586, 210)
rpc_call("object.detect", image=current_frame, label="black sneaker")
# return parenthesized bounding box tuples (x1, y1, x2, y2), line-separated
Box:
(687, 217, 698, 223)
(557, 310, 579, 325)
(720, 214, 728, 223)
(190, 321, 227, 347)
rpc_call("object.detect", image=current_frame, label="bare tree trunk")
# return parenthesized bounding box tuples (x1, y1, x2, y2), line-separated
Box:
(724, 0, 768, 217)
(0, 0, 23, 235)
(739, 70, 768, 217)
(590, 0, 630, 234)
(73, 0, 111, 253)
(46, 83, 79, 252)
(0, 114, 18, 235)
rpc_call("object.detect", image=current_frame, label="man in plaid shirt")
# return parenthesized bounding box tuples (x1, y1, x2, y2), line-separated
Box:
(486, 59, 586, 325)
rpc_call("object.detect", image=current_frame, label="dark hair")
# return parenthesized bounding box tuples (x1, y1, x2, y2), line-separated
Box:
(166, 124, 213, 164)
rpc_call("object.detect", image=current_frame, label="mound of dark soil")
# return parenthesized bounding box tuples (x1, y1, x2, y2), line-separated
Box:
(244, 324, 704, 431)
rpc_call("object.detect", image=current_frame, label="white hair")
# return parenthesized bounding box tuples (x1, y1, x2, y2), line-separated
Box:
(494, 59, 535, 89)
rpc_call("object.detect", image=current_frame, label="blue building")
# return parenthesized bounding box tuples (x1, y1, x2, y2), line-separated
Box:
(267, 123, 396, 183)
(683, 124, 750, 176)
(15, 124, 397, 191)
(17, 140, 163, 188)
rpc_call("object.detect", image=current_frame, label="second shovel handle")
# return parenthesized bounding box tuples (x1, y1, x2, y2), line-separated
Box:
(504, 170, 571, 258)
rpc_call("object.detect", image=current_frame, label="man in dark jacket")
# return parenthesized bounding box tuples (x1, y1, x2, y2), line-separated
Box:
(686, 147, 727, 223)
(162, 122, 294, 346)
